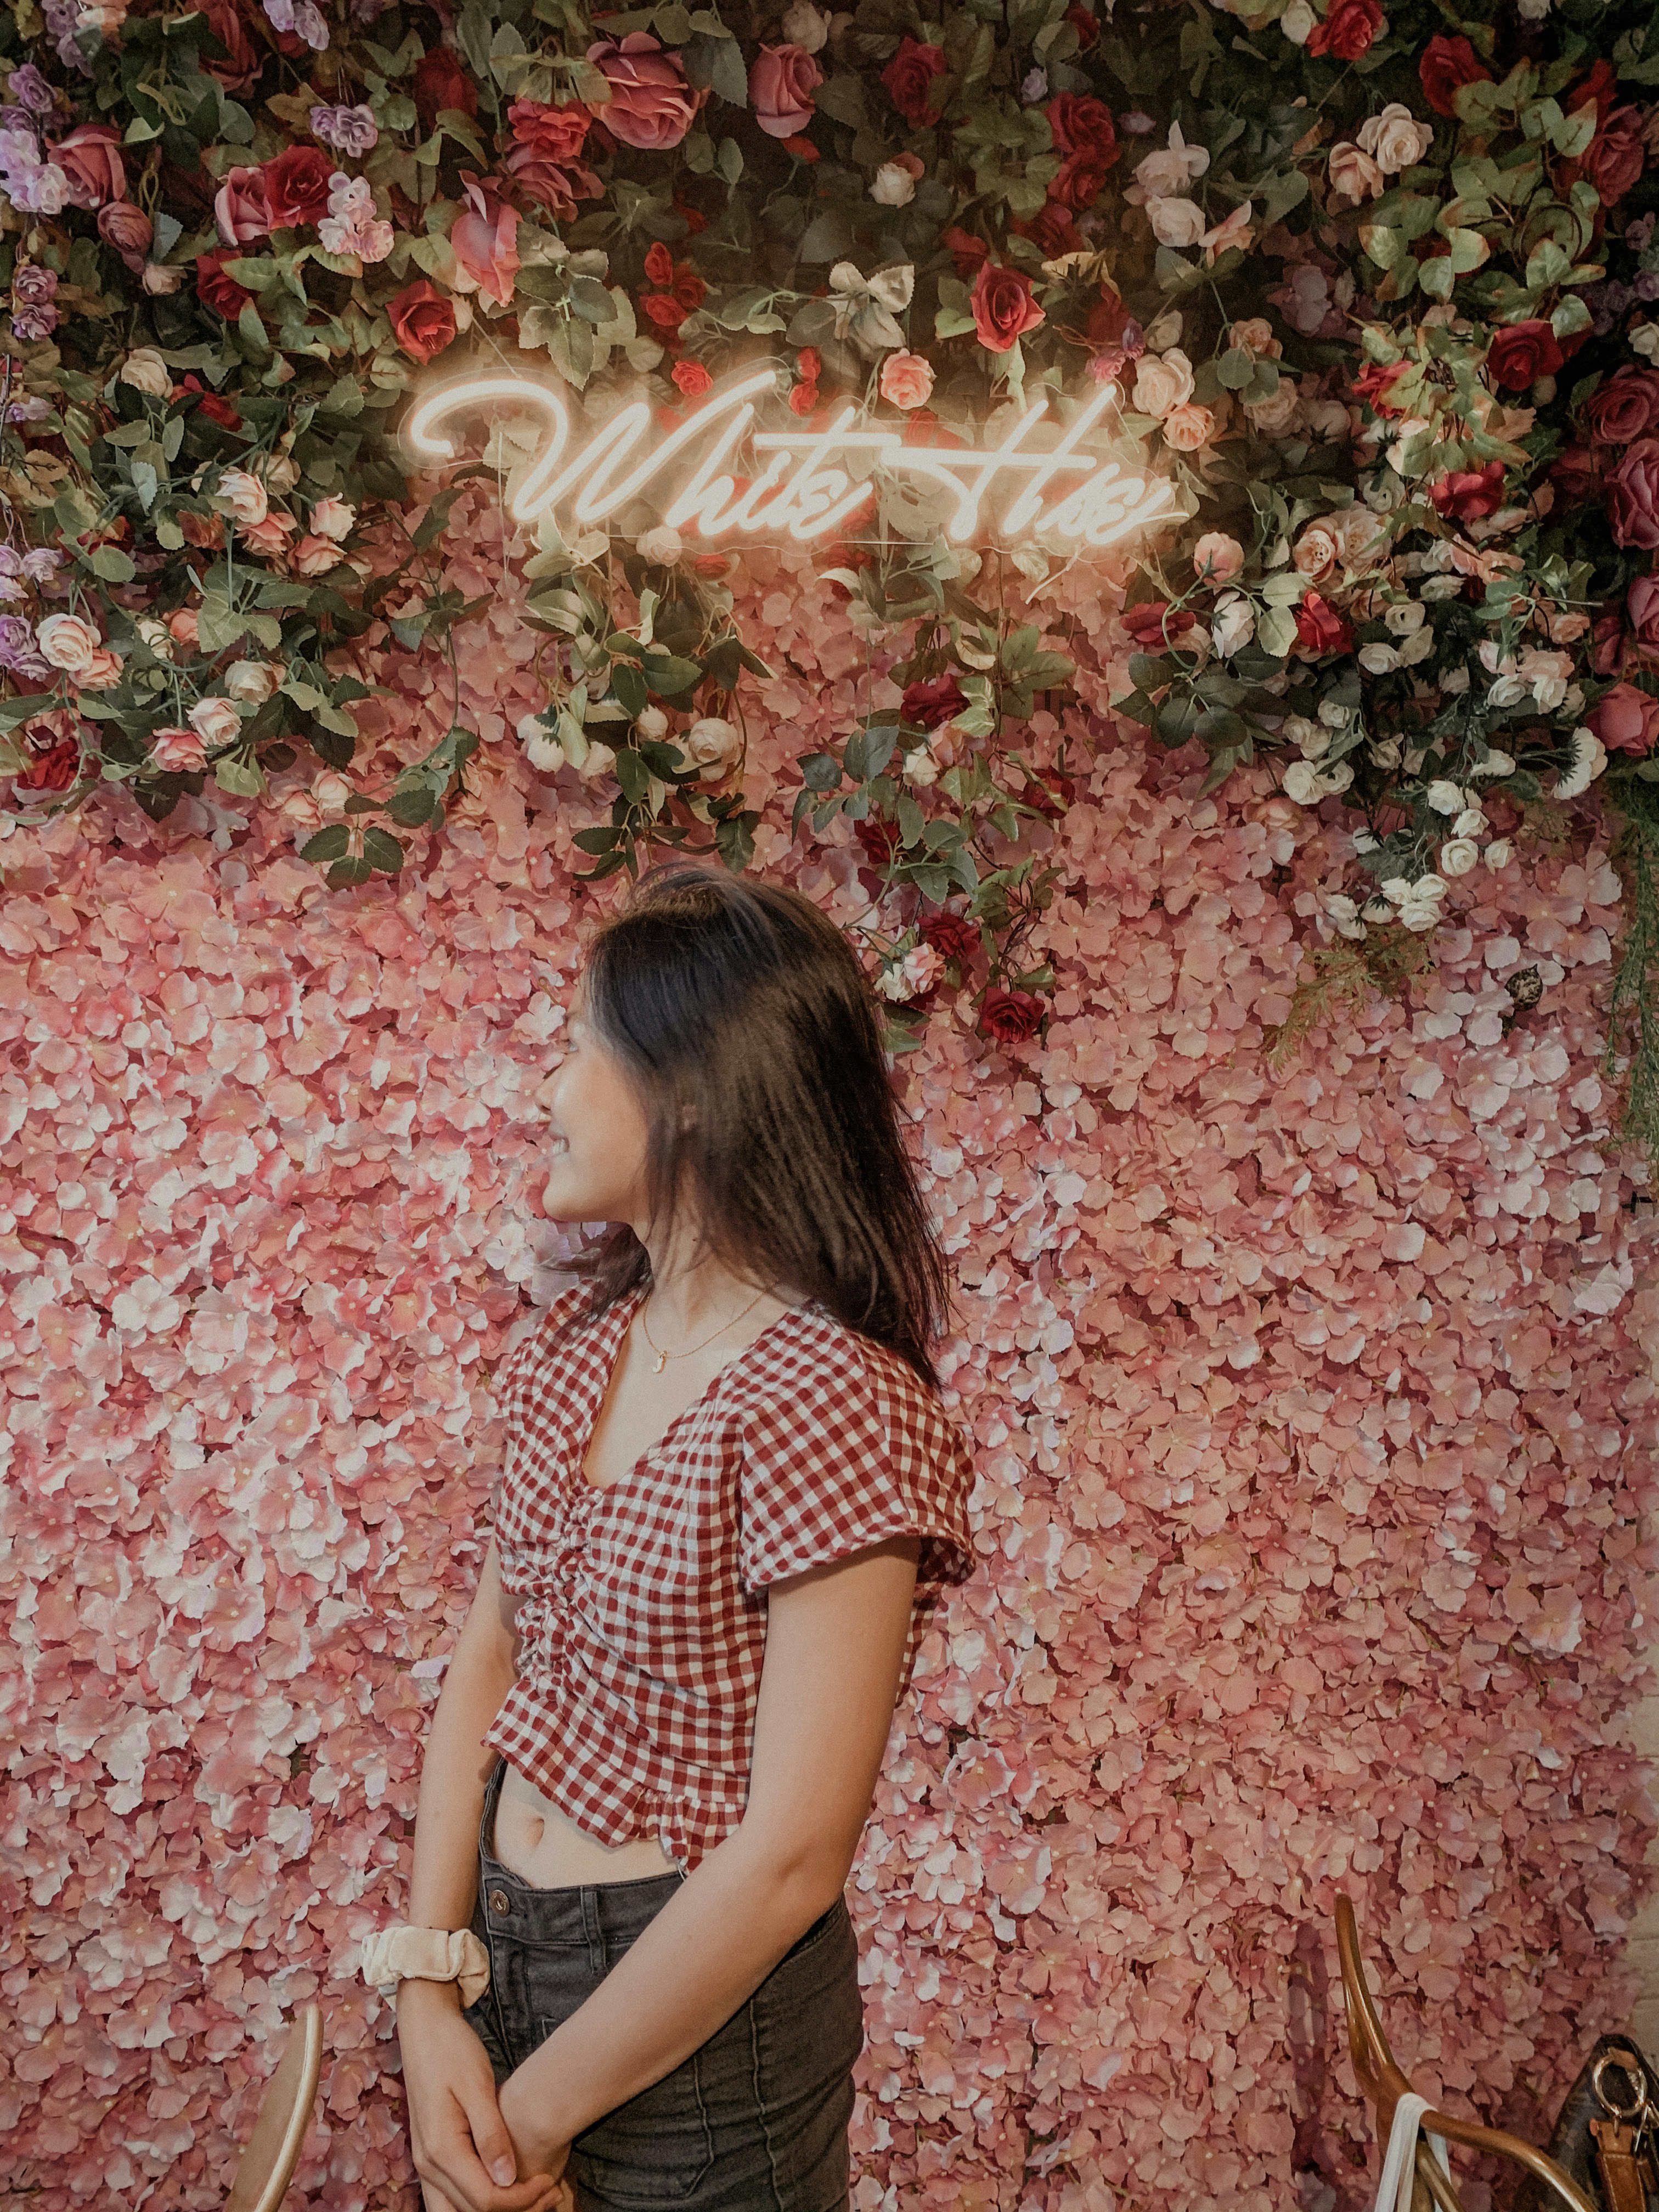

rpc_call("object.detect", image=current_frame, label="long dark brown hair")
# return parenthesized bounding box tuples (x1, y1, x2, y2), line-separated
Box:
(563, 865, 950, 1387)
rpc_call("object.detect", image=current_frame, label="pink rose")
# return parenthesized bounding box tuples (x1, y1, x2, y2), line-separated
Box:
(151, 726, 207, 773)
(1609, 439, 1659, 550)
(1630, 574, 1659, 654)
(450, 173, 520, 306)
(880, 351, 934, 409)
(586, 32, 705, 151)
(215, 164, 271, 246)
(1162, 403, 1215, 451)
(1589, 680, 1659, 755)
(188, 695, 242, 748)
(292, 533, 343, 575)
(47, 123, 125, 208)
(750, 44, 823, 138)
(97, 200, 153, 272)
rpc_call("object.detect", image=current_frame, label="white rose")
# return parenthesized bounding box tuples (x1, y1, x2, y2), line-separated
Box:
(1452, 808, 1487, 838)
(135, 617, 174, 661)
(1142, 309, 1183, 352)
(580, 742, 617, 781)
(1328, 142, 1386, 204)
(1281, 0, 1315, 36)
(1304, 398, 1352, 440)
(311, 496, 357, 542)
(213, 467, 268, 528)
(635, 706, 669, 740)
(1211, 593, 1256, 657)
(1357, 103, 1434, 176)
(522, 726, 566, 774)
(902, 746, 940, 787)
(1414, 873, 1450, 902)
(782, 0, 829, 50)
(188, 695, 243, 748)
(1439, 665, 1471, 694)
(1634, 325, 1659, 363)
(1384, 600, 1425, 636)
(1369, 738, 1401, 770)
(1321, 760, 1355, 795)
(1470, 748, 1514, 778)
(1425, 778, 1463, 814)
(1483, 839, 1514, 870)
(264, 453, 300, 495)
(1439, 837, 1479, 877)
(874, 961, 913, 1002)
(1132, 348, 1194, 418)
(685, 714, 741, 782)
(1554, 729, 1606, 800)
(1283, 714, 1325, 754)
(224, 659, 279, 703)
(1398, 627, 1436, 666)
(636, 526, 684, 566)
(1398, 900, 1442, 932)
(1380, 877, 1414, 903)
(1146, 196, 1206, 249)
(118, 346, 171, 398)
(1283, 760, 1324, 804)
(143, 263, 185, 295)
(1358, 642, 1401, 674)
(870, 161, 917, 207)
(36, 611, 99, 673)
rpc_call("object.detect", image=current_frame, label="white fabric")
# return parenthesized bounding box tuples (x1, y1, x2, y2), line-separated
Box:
(360, 1925, 490, 2007)
(1372, 2092, 1452, 2212)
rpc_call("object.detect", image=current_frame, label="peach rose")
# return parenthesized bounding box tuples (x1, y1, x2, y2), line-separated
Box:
(213, 467, 268, 527)
(48, 122, 125, 208)
(586, 32, 704, 151)
(151, 726, 206, 772)
(1294, 523, 1340, 582)
(36, 611, 100, 673)
(75, 647, 123, 690)
(1162, 402, 1216, 451)
(1357, 102, 1434, 175)
(1193, 532, 1245, 581)
(292, 534, 343, 575)
(750, 43, 823, 138)
(188, 695, 242, 748)
(880, 351, 935, 409)
(1328, 140, 1385, 202)
(1229, 317, 1280, 360)
(1132, 348, 1194, 418)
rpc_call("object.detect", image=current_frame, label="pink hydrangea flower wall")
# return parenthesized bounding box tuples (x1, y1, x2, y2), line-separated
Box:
(3, 508, 1656, 2212)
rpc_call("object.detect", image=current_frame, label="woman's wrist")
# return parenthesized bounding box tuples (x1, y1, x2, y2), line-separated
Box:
(498, 2055, 573, 2171)
(396, 1973, 465, 2019)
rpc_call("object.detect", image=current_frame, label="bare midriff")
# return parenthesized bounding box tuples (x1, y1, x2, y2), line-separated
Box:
(493, 1760, 678, 1888)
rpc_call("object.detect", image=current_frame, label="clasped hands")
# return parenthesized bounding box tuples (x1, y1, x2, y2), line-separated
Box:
(399, 1979, 574, 2212)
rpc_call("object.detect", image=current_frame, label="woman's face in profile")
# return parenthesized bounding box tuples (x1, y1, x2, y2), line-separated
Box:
(541, 1003, 652, 1226)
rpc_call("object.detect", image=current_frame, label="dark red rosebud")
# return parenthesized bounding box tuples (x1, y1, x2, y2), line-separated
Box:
(1294, 592, 1353, 657)
(412, 48, 478, 136)
(881, 35, 948, 129)
(1429, 459, 1507, 523)
(1486, 319, 1565, 393)
(919, 912, 979, 965)
(194, 247, 254, 318)
(901, 673, 968, 730)
(672, 360, 713, 397)
(644, 240, 674, 286)
(1306, 0, 1381, 59)
(1124, 600, 1197, 648)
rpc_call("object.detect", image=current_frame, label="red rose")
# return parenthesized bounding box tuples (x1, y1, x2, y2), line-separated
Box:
(643, 293, 689, 333)
(13, 722, 80, 793)
(1485, 319, 1564, 393)
(856, 817, 901, 866)
(1429, 460, 1506, 522)
(1352, 359, 1406, 415)
(1124, 600, 1196, 648)
(1052, 145, 1115, 211)
(260, 144, 333, 230)
(797, 347, 821, 381)
(672, 265, 706, 312)
(971, 263, 1045, 354)
(1629, 575, 1659, 654)
(195, 247, 254, 318)
(979, 986, 1046, 1043)
(197, 0, 260, 89)
(672, 360, 713, 397)
(1306, 0, 1381, 59)
(788, 382, 819, 416)
(177, 373, 241, 429)
(1610, 440, 1659, 550)
(508, 97, 591, 162)
(1064, 4, 1099, 47)
(1593, 610, 1626, 675)
(412, 48, 478, 136)
(644, 240, 674, 286)
(1585, 367, 1659, 445)
(920, 912, 978, 964)
(901, 673, 968, 730)
(1012, 202, 1083, 259)
(882, 36, 948, 129)
(1584, 107, 1646, 207)
(1419, 33, 1490, 117)
(1294, 592, 1353, 657)
(749, 43, 823, 139)
(387, 278, 458, 364)
(943, 226, 990, 280)
(1047, 93, 1118, 161)
(1571, 59, 1618, 126)
(1589, 680, 1659, 756)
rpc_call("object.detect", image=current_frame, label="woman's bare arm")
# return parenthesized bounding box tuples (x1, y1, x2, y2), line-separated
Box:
(496, 1533, 922, 2170)
(406, 1534, 518, 1929)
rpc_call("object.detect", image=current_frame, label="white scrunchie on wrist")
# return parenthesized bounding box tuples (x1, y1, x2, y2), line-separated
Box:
(362, 1925, 491, 2007)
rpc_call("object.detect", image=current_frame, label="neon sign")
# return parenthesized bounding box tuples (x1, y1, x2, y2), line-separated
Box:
(403, 367, 1176, 552)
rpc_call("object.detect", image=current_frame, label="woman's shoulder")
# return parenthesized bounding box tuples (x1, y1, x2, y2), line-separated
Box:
(735, 1303, 970, 1467)
(495, 1283, 612, 1403)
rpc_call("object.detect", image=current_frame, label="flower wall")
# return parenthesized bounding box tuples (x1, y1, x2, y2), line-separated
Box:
(3, 529, 1657, 2212)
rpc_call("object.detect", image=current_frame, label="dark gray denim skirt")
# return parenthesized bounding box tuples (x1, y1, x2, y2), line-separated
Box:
(461, 1762, 862, 2212)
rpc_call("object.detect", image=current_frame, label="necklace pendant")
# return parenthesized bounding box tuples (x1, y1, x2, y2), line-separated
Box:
(653, 1351, 667, 1374)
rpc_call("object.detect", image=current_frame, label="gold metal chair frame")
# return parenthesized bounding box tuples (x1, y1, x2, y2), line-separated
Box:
(223, 2004, 324, 2212)
(1335, 1897, 1596, 2212)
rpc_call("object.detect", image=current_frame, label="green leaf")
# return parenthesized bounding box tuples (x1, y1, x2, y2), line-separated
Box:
(362, 827, 405, 873)
(90, 545, 136, 583)
(568, 273, 618, 323)
(641, 651, 703, 695)
(301, 823, 351, 865)
(212, 753, 265, 797)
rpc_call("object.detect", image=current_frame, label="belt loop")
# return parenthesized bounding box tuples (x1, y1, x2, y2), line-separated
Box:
(582, 1887, 605, 1974)
(478, 1758, 504, 1860)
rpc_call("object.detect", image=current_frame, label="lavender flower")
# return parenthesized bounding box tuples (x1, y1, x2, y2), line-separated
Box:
(1020, 67, 1048, 103)
(12, 301, 59, 341)
(14, 265, 58, 306)
(311, 101, 377, 155)
(264, 0, 328, 48)
(0, 546, 25, 579)
(0, 613, 53, 681)
(7, 65, 55, 115)
(22, 545, 64, 580)
(41, 0, 94, 72)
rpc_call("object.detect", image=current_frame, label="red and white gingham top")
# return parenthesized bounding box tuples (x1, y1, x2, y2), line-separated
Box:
(484, 1284, 975, 1872)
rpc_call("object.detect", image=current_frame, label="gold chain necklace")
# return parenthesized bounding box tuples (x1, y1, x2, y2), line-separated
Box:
(637, 1286, 769, 1375)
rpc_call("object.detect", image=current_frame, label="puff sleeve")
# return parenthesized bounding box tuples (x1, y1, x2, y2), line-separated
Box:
(736, 1320, 975, 1600)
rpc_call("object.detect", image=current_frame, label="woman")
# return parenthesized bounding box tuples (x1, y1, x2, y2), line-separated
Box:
(374, 866, 975, 2212)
